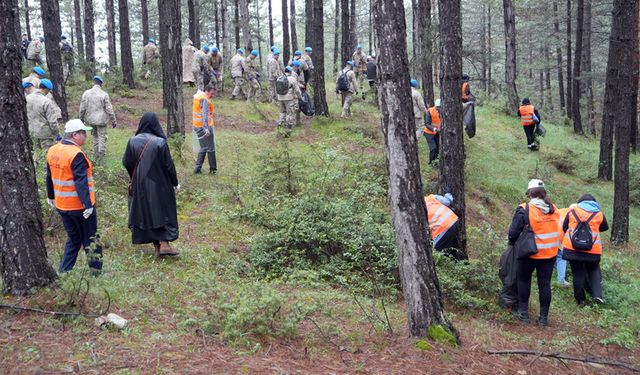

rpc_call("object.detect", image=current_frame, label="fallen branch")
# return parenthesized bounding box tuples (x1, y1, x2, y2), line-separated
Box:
(488, 349, 640, 373)
(0, 286, 111, 318)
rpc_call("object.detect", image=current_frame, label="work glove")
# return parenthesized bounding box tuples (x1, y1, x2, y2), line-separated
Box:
(112, 121, 117, 128)
(82, 207, 94, 219)
(47, 198, 55, 208)
(174, 184, 181, 192)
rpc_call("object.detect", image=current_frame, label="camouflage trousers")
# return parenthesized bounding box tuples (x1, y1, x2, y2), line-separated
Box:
(144, 61, 161, 80)
(246, 78, 261, 102)
(194, 71, 205, 91)
(211, 70, 223, 95)
(277, 100, 298, 131)
(341, 92, 354, 117)
(268, 80, 277, 103)
(231, 77, 246, 98)
(91, 125, 108, 159)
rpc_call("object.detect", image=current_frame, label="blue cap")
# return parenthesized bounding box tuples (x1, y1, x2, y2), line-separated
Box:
(357, 44, 363, 49)
(271, 45, 277, 52)
(149, 38, 156, 44)
(292, 61, 301, 67)
(212, 47, 219, 53)
(237, 48, 245, 54)
(305, 47, 312, 53)
(285, 66, 292, 72)
(22, 82, 33, 88)
(40, 78, 53, 90)
(93, 75, 104, 84)
(33, 67, 46, 75)
(61, 34, 67, 40)
(273, 48, 280, 55)
(346, 60, 355, 67)
(410, 79, 418, 88)
(251, 49, 259, 56)
(203, 45, 210, 53)
(294, 50, 302, 56)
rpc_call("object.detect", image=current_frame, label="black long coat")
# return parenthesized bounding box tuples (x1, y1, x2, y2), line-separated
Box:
(122, 113, 179, 243)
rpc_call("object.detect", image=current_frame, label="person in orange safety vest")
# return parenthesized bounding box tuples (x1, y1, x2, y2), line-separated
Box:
(461, 74, 473, 103)
(46, 119, 103, 274)
(192, 85, 217, 174)
(424, 193, 459, 256)
(517, 97, 541, 151)
(423, 99, 442, 165)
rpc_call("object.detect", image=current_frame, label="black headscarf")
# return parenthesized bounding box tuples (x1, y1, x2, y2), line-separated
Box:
(578, 194, 597, 203)
(135, 112, 166, 139)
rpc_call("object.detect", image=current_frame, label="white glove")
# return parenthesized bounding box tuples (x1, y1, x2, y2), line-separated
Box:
(204, 128, 211, 137)
(47, 198, 55, 208)
(82, 207, 94, 219)
(174, 184, 181, 192)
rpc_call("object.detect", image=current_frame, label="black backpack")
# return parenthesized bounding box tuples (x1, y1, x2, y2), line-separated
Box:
(336, 71, 350, 92)
(299, 91, 315, 116)
(569, 210, 597, 251)
(276, 75, 290, 95)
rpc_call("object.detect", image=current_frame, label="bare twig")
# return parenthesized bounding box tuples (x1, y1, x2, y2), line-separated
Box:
(488, 349, 640, 372)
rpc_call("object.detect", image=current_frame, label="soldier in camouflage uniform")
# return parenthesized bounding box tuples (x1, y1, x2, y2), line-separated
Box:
(60, 35, 75, 81)
(143, 38, 161, 80)
(277, 66, 302, 136)
(351, 44, 367, 97)
(79, 76, 117, 160)
(23, 66, 46, 89)
(208, 47, 224, 96)
(230, 49, 246, 100)
(26, 79, 60, 150)
(266, 49, 284, 103)
(302, 47, 314, 85)
(244, 50, 261, 103)
(192, 45, 211, 92)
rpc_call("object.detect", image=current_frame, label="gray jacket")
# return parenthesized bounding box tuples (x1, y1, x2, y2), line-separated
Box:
(26, 91, 59, 139)
(79, 85, 116, 126)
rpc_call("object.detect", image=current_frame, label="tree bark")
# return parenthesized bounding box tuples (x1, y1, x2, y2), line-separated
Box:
(417, 0, 433, 106)
(373, 0, 454, 338)
(311, 0, 329, 116)
(0, 0, 57, 295)
(83, 0, 95, 77)
(340, 0, 350, 65)
(141, 0, 149, 47)
(554, 1, 565, 111)
(411, 0, 418, 69)
(234, 0, 240, 49)
(221, 0, 229, 67)
(609, 0, 637, 244)
(214, 0, 220, 46)
(188, 0, 200, 49)
(305, 0, 312, 48)
(268, 0, 274, 47)
(480, 3, 487, 93)
(254, 0, 261, 65)
(333, 0, 339, 70)
(238, 0, 252, 50)
(41, 0, 69, 121)
(487, 4, 491, 94)
(571, 0, 584, 134)
(74, 0, 84, 62)
(566, 0, 573, 119)
(282, 0, 290, 63)
(629, 2, 639, 153)
(289, 0, 298, 52)
(582, 0, 594, 135)
(502, 0, 519, 112)
(158, 0, 184, 136)
(106, 0, 117, 67)
(119, 0, 135, 88)
(545, 46, 553, 111)
(349, 0, 356, 48)
(23, 0, 30, 40)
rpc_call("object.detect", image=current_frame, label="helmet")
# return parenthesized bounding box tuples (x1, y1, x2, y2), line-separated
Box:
(292, 61, 302, 68)
(237, 48, 245, 54)
(203, 45, 210, 53)
(251, 49, 259, 56)
(33, 67, 46, 76)
(40, 78, 53, 90)
(294, 50, 302, 56)
(93, 75, 104, 84)
(410, 79, 418, 88)
(346, 60, 355, 68)
(212, 47, 219, 53)
(304, 47, 312, 53)
(435, 99, 441, 107)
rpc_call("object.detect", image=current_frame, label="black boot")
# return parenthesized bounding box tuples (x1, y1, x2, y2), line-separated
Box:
(207, 151, 217, 174)
(538, 306, 549, 326)
(194, 151, 206, 174)
(512, 307, 530, 323)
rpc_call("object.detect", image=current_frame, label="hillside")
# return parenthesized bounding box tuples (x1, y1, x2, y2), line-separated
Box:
(2, 78, 639, 374)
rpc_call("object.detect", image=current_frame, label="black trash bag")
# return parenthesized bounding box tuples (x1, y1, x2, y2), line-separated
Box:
(498, 244, 519, 309)
(299, 90, 315, 116)
(463, 102, 476, 138)
(535, 123, 546, 137)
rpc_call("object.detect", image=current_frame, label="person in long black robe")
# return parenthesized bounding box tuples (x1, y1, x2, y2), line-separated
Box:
(123, 112, 180, 256)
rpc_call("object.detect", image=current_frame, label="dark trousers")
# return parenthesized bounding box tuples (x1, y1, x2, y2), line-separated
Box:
(517, 257, 555, 317)
(424, 133, 440, 164)
(59, 209, 103, 272)
(434, 222, 464, 260)
(194, 128, 217, 172)
(523, 125, 535, 146)
(569, 260, 603, 303)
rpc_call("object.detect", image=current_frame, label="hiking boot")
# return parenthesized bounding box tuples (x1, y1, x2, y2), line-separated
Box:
(193, 168, 202, 174)
(594, 297, 604, 304)
(159, 241, 179, 256)
(209, 169, 217, 175)
(537, 316, 549, 327)
(512, 309, 530, 323)
(153, 243, 160, 257)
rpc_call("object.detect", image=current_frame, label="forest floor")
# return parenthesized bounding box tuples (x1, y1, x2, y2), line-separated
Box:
(1, 77, 640, 374)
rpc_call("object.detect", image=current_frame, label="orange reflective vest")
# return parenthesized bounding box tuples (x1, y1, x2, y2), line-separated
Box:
(425, 195, 458, 241)
(424, 107, 442, 135)
(192, 92, 214, 128)
(519, 105, 536, 126)
(520, 203, 560, 259)
(562, 207, 604, 255)
(461, 82, 470, 101)
(47, 142, 95, 211)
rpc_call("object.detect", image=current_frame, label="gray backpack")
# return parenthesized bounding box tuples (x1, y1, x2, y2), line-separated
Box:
(276, 75, 290, 95)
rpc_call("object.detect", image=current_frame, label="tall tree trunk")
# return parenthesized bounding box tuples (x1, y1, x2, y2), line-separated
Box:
(119, 0, 135, 88)
(311, 0, 329, 116)
(289, 0, 298, 52)
(582, 0, 595, 135)
(566, 0, 573, 118)
(23, 0, 30, 40)
(349, 0, 356, 49)
(554, 1, 565, 111)
(629, 2, 639, 153)
(141, 0, 149, 47)
(502, 0, 519, 112)
(0, 0, 57, 295)
(411, 0, 418, 70)
(74, 0, 84, 62)
(238, 0, 251, 50)
(610, 0, 637, 244)
(106, 0, 117, 67)
(188, 0, 200, 48)
(340, 0, 350, 65)
(368, 0, 372, 53)
(417, 0, 433, 106)
(41, 0, 69, 121)
(158, 0, 184, 136)
(480, 3, 487, 93)
(545, 46, 553, 111)
(83, 0, 95, 77)
(487, 4, 492, 94)
(234, 0, 240, 49)
(255, 0, 261, 64)
(439, 0, 467, 259)
(214, 0, 220, 46)
(305, 0, 312, 48)
(268, 0, 274, 47)
(571, 0, 584, 134)
(282, 0, 290, 63)
(373, 0, 455, 338)
(333, 0, 339, 70)
(222, 0, 229, 67)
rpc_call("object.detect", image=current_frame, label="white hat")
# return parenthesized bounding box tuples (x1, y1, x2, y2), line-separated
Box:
(65, 119, 92, 133)
(435, 99, 441, 107)
(527, 179, 545, 190)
